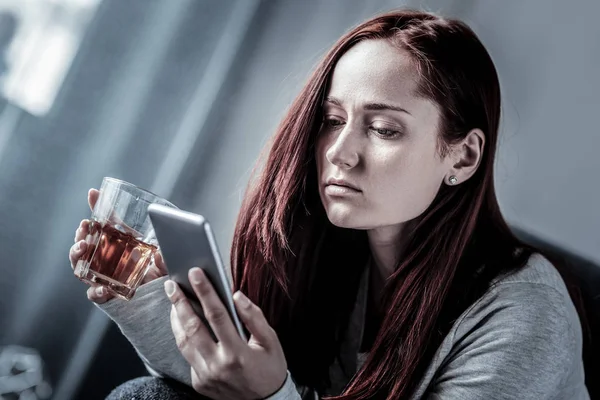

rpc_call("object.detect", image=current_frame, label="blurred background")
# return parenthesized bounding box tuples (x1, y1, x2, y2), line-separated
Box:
(0, 0, 598, 399)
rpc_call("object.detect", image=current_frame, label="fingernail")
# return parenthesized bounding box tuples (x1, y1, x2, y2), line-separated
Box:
(75, 242, 80, 252)
(190, 268, 203, 284)
(95, 286, 105, 296)
(164, 280, 176, 297)
(234, 291, 251, 308)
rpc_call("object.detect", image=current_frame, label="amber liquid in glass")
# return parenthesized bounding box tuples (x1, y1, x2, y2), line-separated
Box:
(75, 220, 157, 300)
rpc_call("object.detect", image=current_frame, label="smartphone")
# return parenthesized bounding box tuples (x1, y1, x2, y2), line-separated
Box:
(147, 203, 247, 341)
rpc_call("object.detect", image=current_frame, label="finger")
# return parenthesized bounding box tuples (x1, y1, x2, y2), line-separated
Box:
(154, 251, 168, 275)
(233, 291, 277, 348)
(169, 305, 211, 374)
(69, 240, 88, 267)
(190, 368, 206, 396)
(141, 268, 163, 283)
(86, 285, 113, 304)
(188, 268, 241, 346)
(88, 188, 100, 212)
(74, 219, 90, 243)
(141, 252, 168, 284)
(165, 280, 215, 355)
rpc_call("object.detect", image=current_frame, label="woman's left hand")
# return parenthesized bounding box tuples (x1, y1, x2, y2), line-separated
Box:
(165, 267, 288, 400)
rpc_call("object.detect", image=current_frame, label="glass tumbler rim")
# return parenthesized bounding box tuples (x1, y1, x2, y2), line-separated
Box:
(101, 177, 176, 208)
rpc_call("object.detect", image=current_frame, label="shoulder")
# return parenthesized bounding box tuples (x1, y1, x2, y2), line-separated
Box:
(457, 253, 579, 335)
(451, 252, 582, 366)
(426, 254, 587, 399)
(492, 252, 570, 293)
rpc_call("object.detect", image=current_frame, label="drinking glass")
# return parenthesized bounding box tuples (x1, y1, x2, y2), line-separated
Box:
(74, 177, 176, 300)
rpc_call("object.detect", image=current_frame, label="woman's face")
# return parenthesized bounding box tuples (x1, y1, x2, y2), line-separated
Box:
(316, 39, 453, 232)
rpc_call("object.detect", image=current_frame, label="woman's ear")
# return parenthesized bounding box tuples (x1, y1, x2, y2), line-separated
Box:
(445, 128, 485, 186)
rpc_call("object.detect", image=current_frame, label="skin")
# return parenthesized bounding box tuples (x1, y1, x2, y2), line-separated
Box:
(69, 39, 484, 398)
(165, 269, 287, 399)
(315, 39, 484, 287)
(68, 189, 288, 398)
(69, 189, 167, 304)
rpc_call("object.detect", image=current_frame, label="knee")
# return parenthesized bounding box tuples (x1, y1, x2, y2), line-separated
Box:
(106, 376, 201, 399)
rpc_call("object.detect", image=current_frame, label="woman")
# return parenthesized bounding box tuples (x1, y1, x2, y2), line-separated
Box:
(70, 9, 589, 399)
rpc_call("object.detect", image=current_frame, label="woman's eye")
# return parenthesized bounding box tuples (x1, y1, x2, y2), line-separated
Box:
(371, 127, 402, 138)
(323, 118, 345, 128)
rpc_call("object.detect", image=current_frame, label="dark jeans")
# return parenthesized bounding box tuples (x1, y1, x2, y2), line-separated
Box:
(106, 376, 209, 400)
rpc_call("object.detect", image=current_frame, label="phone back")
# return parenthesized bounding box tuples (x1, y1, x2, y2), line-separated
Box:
(147, 204, 246, 340)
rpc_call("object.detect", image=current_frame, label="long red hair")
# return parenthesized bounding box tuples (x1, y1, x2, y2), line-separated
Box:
(231, 9, 580, 399)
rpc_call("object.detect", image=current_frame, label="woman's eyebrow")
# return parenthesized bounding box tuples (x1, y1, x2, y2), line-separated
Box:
(325, 96, 412, 116)
(363, 102, 412, 116)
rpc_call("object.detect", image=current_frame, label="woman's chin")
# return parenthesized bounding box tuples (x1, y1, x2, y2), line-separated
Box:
(325, 208, 360, 229)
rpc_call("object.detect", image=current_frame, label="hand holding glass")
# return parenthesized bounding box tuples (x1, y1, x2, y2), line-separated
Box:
(74, 177, 176, 300)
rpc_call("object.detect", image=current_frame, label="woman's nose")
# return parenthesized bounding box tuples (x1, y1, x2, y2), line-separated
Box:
(325, 125, 360, 169)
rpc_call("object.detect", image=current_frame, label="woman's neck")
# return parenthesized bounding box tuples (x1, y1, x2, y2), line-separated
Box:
(361, 224, 410, 352)
(367, 224, 407, 281)
(366, 219, 420, 308)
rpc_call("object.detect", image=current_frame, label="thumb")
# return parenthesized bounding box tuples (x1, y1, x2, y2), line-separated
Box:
(233, 291, 276, 347)
(87, 285, 113, 304)
(154, 251, 168, 275)
(88, 188, 100, 212)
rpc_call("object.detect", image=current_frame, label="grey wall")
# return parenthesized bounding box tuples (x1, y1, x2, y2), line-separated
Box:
(185, 0, 600, 265)
(0, 0, 598, 396)
(0, 0, 241, 391)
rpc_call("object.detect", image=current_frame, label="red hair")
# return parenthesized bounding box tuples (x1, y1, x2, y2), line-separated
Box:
(231, 9, 581, 399)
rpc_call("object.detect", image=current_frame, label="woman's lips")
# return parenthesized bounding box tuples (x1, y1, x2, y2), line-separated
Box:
(324, 184, 362, 196)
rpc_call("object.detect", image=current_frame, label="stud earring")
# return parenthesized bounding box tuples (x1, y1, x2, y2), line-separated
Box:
(449, 175, 458, 185)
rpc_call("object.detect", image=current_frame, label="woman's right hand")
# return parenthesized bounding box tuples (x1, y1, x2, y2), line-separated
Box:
(69, 188, 168, 304)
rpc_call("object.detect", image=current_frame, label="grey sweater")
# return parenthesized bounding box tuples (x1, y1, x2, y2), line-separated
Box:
(97, 253, 589, 399)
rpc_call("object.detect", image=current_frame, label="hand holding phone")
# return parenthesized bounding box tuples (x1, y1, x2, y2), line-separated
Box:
(162, 258, 288, 400)
(148, 204, 247, 341)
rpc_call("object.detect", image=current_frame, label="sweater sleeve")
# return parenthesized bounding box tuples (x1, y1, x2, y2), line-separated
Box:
(95, 277, 306, 399)
(425, 282, 586, 400)
(95, 276, 192, 385)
